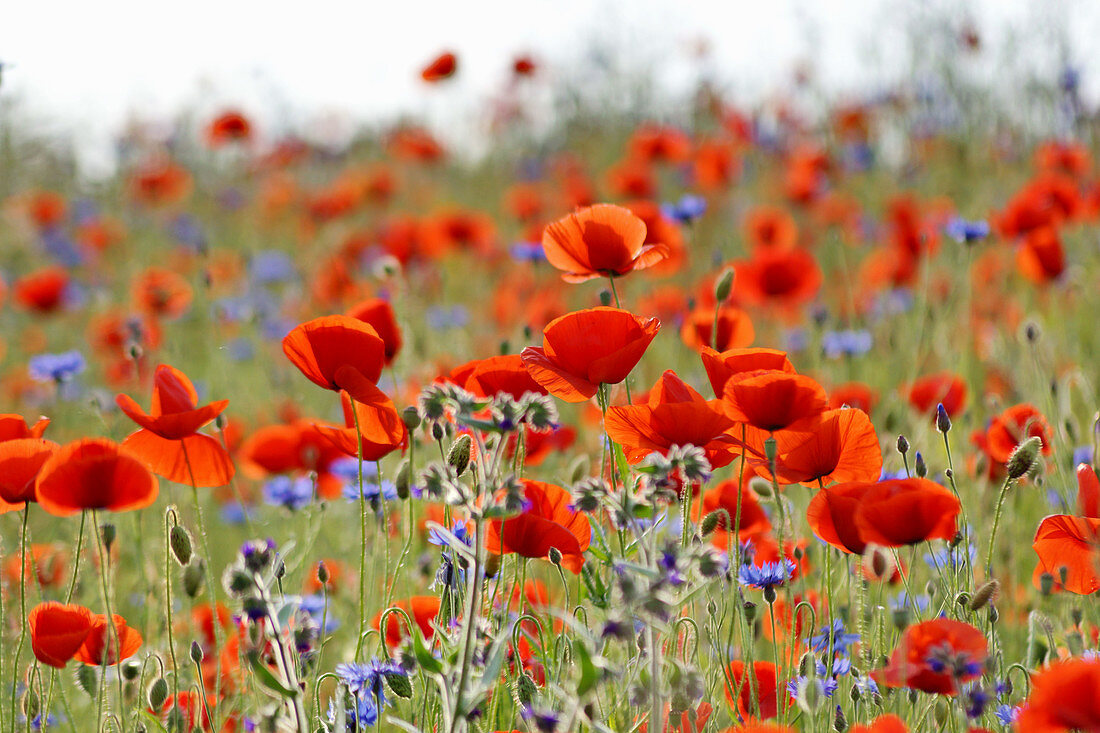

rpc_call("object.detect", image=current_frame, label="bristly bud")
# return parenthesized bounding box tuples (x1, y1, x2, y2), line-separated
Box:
(701, 511, 722, 536)
(75, 665, 98, 697)
(936, 403, 952, 433)
(988, 604, 999, 624)
(513, 673, 537, 706)
(147, 678, 169, 710)
(447, 434, 473, 477)
(432, 422, 445, 441)
(892, 607, 909, 630)
(834, 704, 848, 732)
(385, 670, 413, 699)
(714, 268, 735, 303)
(394, 459, 411, 500)
(183, 559, 206, 598)
(896, 435, 909, 455)
(22, 686, 39, 721)
(970, 579, 1000, 611)
(1059, 565, 1069, 587)
(599, 290, 613, 306)
(316, 561, 330, 586)
(742, 601, 757, 624)
(401, 406, 421, 431)
(189, 640, 204, 664)
(1039, 572, 1054, 596)
(914, 451, 927, 478)
(99, 523, 117, 554)
(1007, 436, 1042, 479)
(169, 525, 193, 566)
(548, 547, 563, 567)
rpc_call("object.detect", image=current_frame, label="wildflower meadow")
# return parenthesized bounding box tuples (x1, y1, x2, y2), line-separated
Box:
(4, 15, 1100, 733)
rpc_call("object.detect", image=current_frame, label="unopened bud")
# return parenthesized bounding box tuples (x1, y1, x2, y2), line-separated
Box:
(970, 579, 1000, 611)
(401, 406, 421, 431)
(896, 435, 909, 455)
(599, 290, 613, 306)
(447, 434, 473, 477)
(385, 671, 413, 699)
(914, 451, 927, 478)
(513, 673, 537, 706)
(99, 523, 117, 554)
(316, 561, 330, 586)
(431, 422, 445, 441)
(395, 459, 411, 500)
(1039, 572, 1054, 596)
(169, 525, 193, 566)
(1007, 437, 1042, 480)
(183, 559, 206, 598)
(22, 687, 39, 721)
(936, 403, 952, 433)
(548, 547, 563, 566)
(121, 659, 142, 681)
(743, 601, 757, 624)
(714, 268, 735, 303)
(701, 511, 722, 536)
(189, 641, 204, 665)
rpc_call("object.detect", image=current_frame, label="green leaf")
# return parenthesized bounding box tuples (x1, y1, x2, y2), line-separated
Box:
(134, 711, 170, 733)
(573, 640, 599, 697)
(247, 651, 297, 698)
(413, 627, 444, 676)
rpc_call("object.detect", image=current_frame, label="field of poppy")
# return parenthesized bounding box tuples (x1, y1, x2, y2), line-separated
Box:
(4, 34, 1100, 733)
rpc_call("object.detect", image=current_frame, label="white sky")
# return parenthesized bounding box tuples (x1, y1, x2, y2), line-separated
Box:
(3, 0, 1100, 174)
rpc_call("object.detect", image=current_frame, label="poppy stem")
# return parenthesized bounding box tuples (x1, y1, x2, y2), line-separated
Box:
(985, 475, 1014, 578)
(349, 400, 369, 663)
(9, 505, 29, 733)
(90, 510, 126, 733)
(64, 511, 86, 603)
(163, 508, 182, 718)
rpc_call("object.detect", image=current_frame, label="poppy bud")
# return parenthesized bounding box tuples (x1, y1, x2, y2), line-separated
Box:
(484, 553, 501, 579)
(764, 437, 778, 467)
(1024, 320, 1042, 344)
(1059, 564, 1069, 587)
(750, 477, 772, 499)
(954, 592, 971, 608)
(447, 434, 472, 477)
(523, 325, 533, 341)
(165, 705, 187, 732)
(796, 676, 824, 715)
(1068, 629, 1085, 656)
(896, 435, 909, 455)
(1039, 571, 1054, 596)
(170, 525, 193, 566)
(548, 547, 563, 566)
(701, 510, 722, 536)
(714, 268, 735, 303)
(385, 670, 413, 699)
(742, 601, 757, 623)
(76, 665, 98, 697)
(184, 559, 206, 598)
(513, 673, 537, 706)
(499, 340, 510, 356)
(432, 423, 445, 441)
(970, 579, 1000, 611)
(1007, 436, 1042, 479)
(935, 403, 951, 433)
(22, 687, 39, 721)
(892, 607, 909, 630)
(599, 290, 613, 306)
(569, 455, 589, 484)
(934, 699, 949, 726)
(148, 678, 169, 710)
(402, 406, 421, 431)
(121, 659, 142, 681)
(914, 451, 927, 478)
(99, 523, 117, 554)
(394, 459, 411, 500)
(190, 641, 204, 664)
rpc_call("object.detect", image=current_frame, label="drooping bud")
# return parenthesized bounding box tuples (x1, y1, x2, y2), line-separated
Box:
(385, 671, 413, 699)
(1006, 436, 1042, 480)
(169, 525, 193, 566)
(969, 579, 1000, 611)
(701, 511, 722, 536)
(394, 459, 411, 500)
(447, 434, 472, 476)
(714, 268, 735, 303)
(147, 677, 169, 710)
(183, 559, 206, 598)
(513, 673, 537, 706)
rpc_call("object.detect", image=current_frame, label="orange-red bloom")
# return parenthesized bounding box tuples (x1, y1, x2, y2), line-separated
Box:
(373, 596, 442, 651)
(681, 306, 755, 352)
(521, 307, 660, 402)
(699, 347, 795, 398)
(751, 408, 882, 486)
(282, 315, 387, 402)
(0, 438, 60, 508)
(723, 660, 781, 720)
(984, 403, 1053, 465)
(13, 268, 69, 314)
(74, 613, 143, 666)
(604, 370, 739, 468)
(346, 297, 403, 364)
(1078, 463, 1100, 518)
(907, 372, 967, 422)
(1032, 514, 1100, 594)
(132, 267, 193, 319)
(29, 602, 93, 668)
(35, 438, 159, 516)
(206, 109, 252, 147)
(806, 481, 875, 555)
(485, 479, 591, 573)
(541, 204, 669, 282)
(0, 414, 50, 442)
(1014, 658, 1100, 731)
(733, 249, 822, 308)
(117, 364, 228, 440)
(854, 478, 960, 547)
(421, 52, 457, 82)
(314, 369, 406, 461)
(871, 618, 986, 695)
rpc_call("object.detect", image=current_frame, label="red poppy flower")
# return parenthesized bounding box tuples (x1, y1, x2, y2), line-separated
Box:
(722, 371, 828, 458)
(447, 354, 547, 400)
(206, 109, 252, 147)
(636, 701, 712, 733)
(512, 55, 537, 77)
(541, 204, 669, 282)
(87, 310, 162, 356)
(189, 602, 233, 650)
(346, 297, 403, 364)
(871, 618, 986, 695)
(628, 124, 692, 165)
(699, 347, 795, 398)
(1016, 226, 1066, 284)
(132, 267, 193, 319)
(623, 200, 686, 277)
(681, 306, 755, 352)
(1032, 514, 1100, 595)
(848, 714, 909, 733)
(485, 479, 591, 573)
(828, 382, 878, 413)
(0, 414, 49, 442)
(907, 373, 967, 422)
(28, 602, 93, 668)
(700, 477, 772, 539)
(749, 408, 882, 486)
(692, 139, 740, 192)
(34, 438, 159, 516)
(733, 249, 822, 308)
(1014, 658, 1100, 731)
(239, 420, 346, 499)
(117, 365, 228, 440)
(0, 438, 60, 507)
(4, 544, 68, 589)
(129, 158, 193, 206)
(14, 268, 69, 314)
(1078, 463, 1100, 518)
(74, 613, 143, 666)
(985, 403, 1053, 465)
(373, 596, 442, 651)
(723, 660, 781, 720)
(604, 370, 739, 469)
(282, 315, 387, 402)
(745, 206, 799, 253)
(854, 478, 960, 547)
(26, 191, 67, 229)
(421, 51, 457, 82)
(521, 307, 660, 402)
(314, 370, 406, 461)
(806, 480, 875, 555)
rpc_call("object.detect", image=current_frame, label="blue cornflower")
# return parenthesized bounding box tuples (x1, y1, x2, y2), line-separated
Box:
(221, 503, 255, 525)
(661, 194, 707, 224)
(250, 250, 297, 284)
(1074, 445, 1094, 468)
(995, 704, 1021, 725)
(341, 479, 397, 505)
(945, 217, 990, 244)
(810, 620, 860, 655)
(29, 351, 86, 383)
(427, 305, 469, 330)
(822, 329, 872, 359)
(891, 591, 930, 612)
(738, 560, 795, 591)
(298, 594, 340, 632)
(923, 542, 976, 571)
(786, 674, 839, 700)
(428, 521, 470, 548)
(335, 658, 405, 727)
(262, 475, 314, 511)
(783, 328, 809, 354)
(879, 467, 909, 481)
(510, 241, 546, 262)
(40, 228, 83, 267)
(330, 457, 379, 481)
(169, 213, 207, 252)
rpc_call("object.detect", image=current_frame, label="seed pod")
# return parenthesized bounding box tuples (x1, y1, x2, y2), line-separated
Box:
(148, 678, 169, 710)
(401, 406, 421, 431)
(169, 525, 193, 566)
(714, 268, 735, 303)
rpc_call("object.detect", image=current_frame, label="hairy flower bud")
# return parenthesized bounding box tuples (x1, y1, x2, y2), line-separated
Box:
(1006, 436, 1042, 480)
(447, 434, 472, 477)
